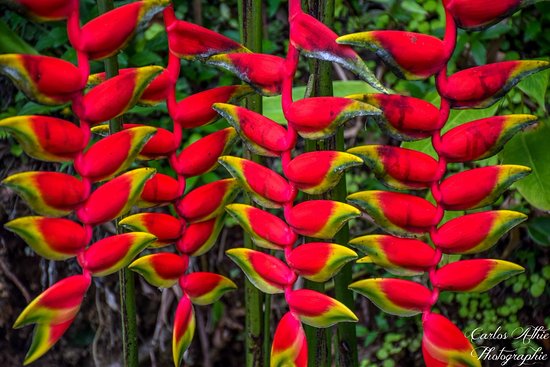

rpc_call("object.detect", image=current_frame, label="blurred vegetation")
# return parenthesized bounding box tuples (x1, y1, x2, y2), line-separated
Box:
(0, 0, 549, 366)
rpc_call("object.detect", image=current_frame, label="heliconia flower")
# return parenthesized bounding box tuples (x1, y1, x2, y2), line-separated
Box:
(5, 216, 87, 260)
(166, 19, 249, 59)
(176, 216, 225, 256)
(349, 235, 436, 276)
(3, 171, 86, 217)
(176, 178, 240, 223)
(219, 156, 293, 209)
(271, 312, 307, 367)
(440, 60, 550, 109)
(433, 259, 524, 293)
(179, 272, 237, 305)
(349, 278, 432, 317)
(287, 97, 380, 140)
(347, 191, 438, 237)
(119, 213, 183, 248)
(0, 54, 83, 105)
(24, 319, 74, 365)
(289, 11, 386, 92)
(287, 243, 357, 282)
(138, 173, 180, 207)
(346, 94, 439, 140)
(172, 128, 237, 177)
(206, 53, 285, 96)
(225, 204, 297, 250)
(173, 85, 253, 128)
(439, 114, 538, 163)
(285, 200, 361, 239)
(75, 66, 163, 125)
(422, 313, 480, 367)
(75, 126, 156, 182)
(432, 210, 527, 254)
(77, 167, 155, 225)
(286, 289, 358, 328)
(5, 0, 74, 22)
(337, 31, 446, 80)
(78, 0, 169, 60)
(347, 145, 438, 190)
(0, 116, 84, 162)
(439, 165, 531, 211)
(129, 253, 187, 288)
(226, 248, 294, 294)
(88, 68, 171, 106)
(80, 233, 156, 276)
(14, 274, 91, 329)
(173, 295, 195, 367)
(285, 151, 363, 195)
(443, 0, 524, 31)
(213, 103, 290, 157)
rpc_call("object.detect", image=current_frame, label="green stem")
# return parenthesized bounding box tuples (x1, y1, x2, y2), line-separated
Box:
(303, 0, 358, 366)
(97, 0, 137, 365)
(238, 0, 265, 365)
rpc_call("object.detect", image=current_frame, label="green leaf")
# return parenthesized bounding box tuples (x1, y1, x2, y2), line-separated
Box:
(501, 119, 550, 210)
(526, 217, 550, 247)
(401, 0, 427, 16)
(0, 20, 37, 55)
(517, 67, 550, 112)
(470, 40, 487, 66)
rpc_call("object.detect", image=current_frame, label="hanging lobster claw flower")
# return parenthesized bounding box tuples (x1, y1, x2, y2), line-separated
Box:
(75, 66, 163, 125)
(0, 54, 83, 105)
(3, 171, 86, 217)
(5, 217, 87, 260)
(440, 114, 537, 163)
(285, 200, 361, 239)
(78, 0, 170, 60)
(176, 179, 240, 223)
(432, 210, 527, 254)
(77, 167, 155, 225)
(286, 289, 358, 328)
(443, 0, 524, 31)
(0, 116, 84, 162)
(173, 128, 237, 177)
(337, 31, 446, 80)
(290, 11, 386, 92)
(439, 165, 531, 210)
(119, 213, 183, 248)
(441, 60, 550, 109)
(348, 145, 438, 190)
(287, 97, 380, 140)
(226, 248, 294, 294)
(422, 313, 480, 367)
(213, 103, 290, 157)
(226, 204, 297, 250)
(287, 242, 357, 282)
(88, 68, 172, 106)
(14, 274, 91, 329)
(5, 0, 73, 21)
(174, 85, 253, 128)
(271, 312, 307, 367)
(129, 253, 187, 288)
(433, 259, 524, 293)
(166, 19, 249, 59)
(349, 278, 432, 317)
(80, 233, 156, 276)
(219, 156, 293, 209)
(173, 295, 195, 367)
(207, 53, 285, 96)
(348, 191, 438, 237)
(347, 94, 439, 141)
(285, 151, 363, 195)
(138, 173, 180, 207)
(350, 235, 436, 276)
(180, 272, 237, 305)
(76, 126, 156, 182)
(177, 216, 225, 256)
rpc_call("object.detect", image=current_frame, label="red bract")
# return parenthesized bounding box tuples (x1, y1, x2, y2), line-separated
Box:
(443, 0, 523, 30)
(139, 173, 180, 207)
(271, 312, 307, 367)
(130, 253, 188, 288)
(120, 213, 183, 248)
(179, 272, 236, 305)
(7, 0, 74, 21)
(176, 216, 225, 256)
